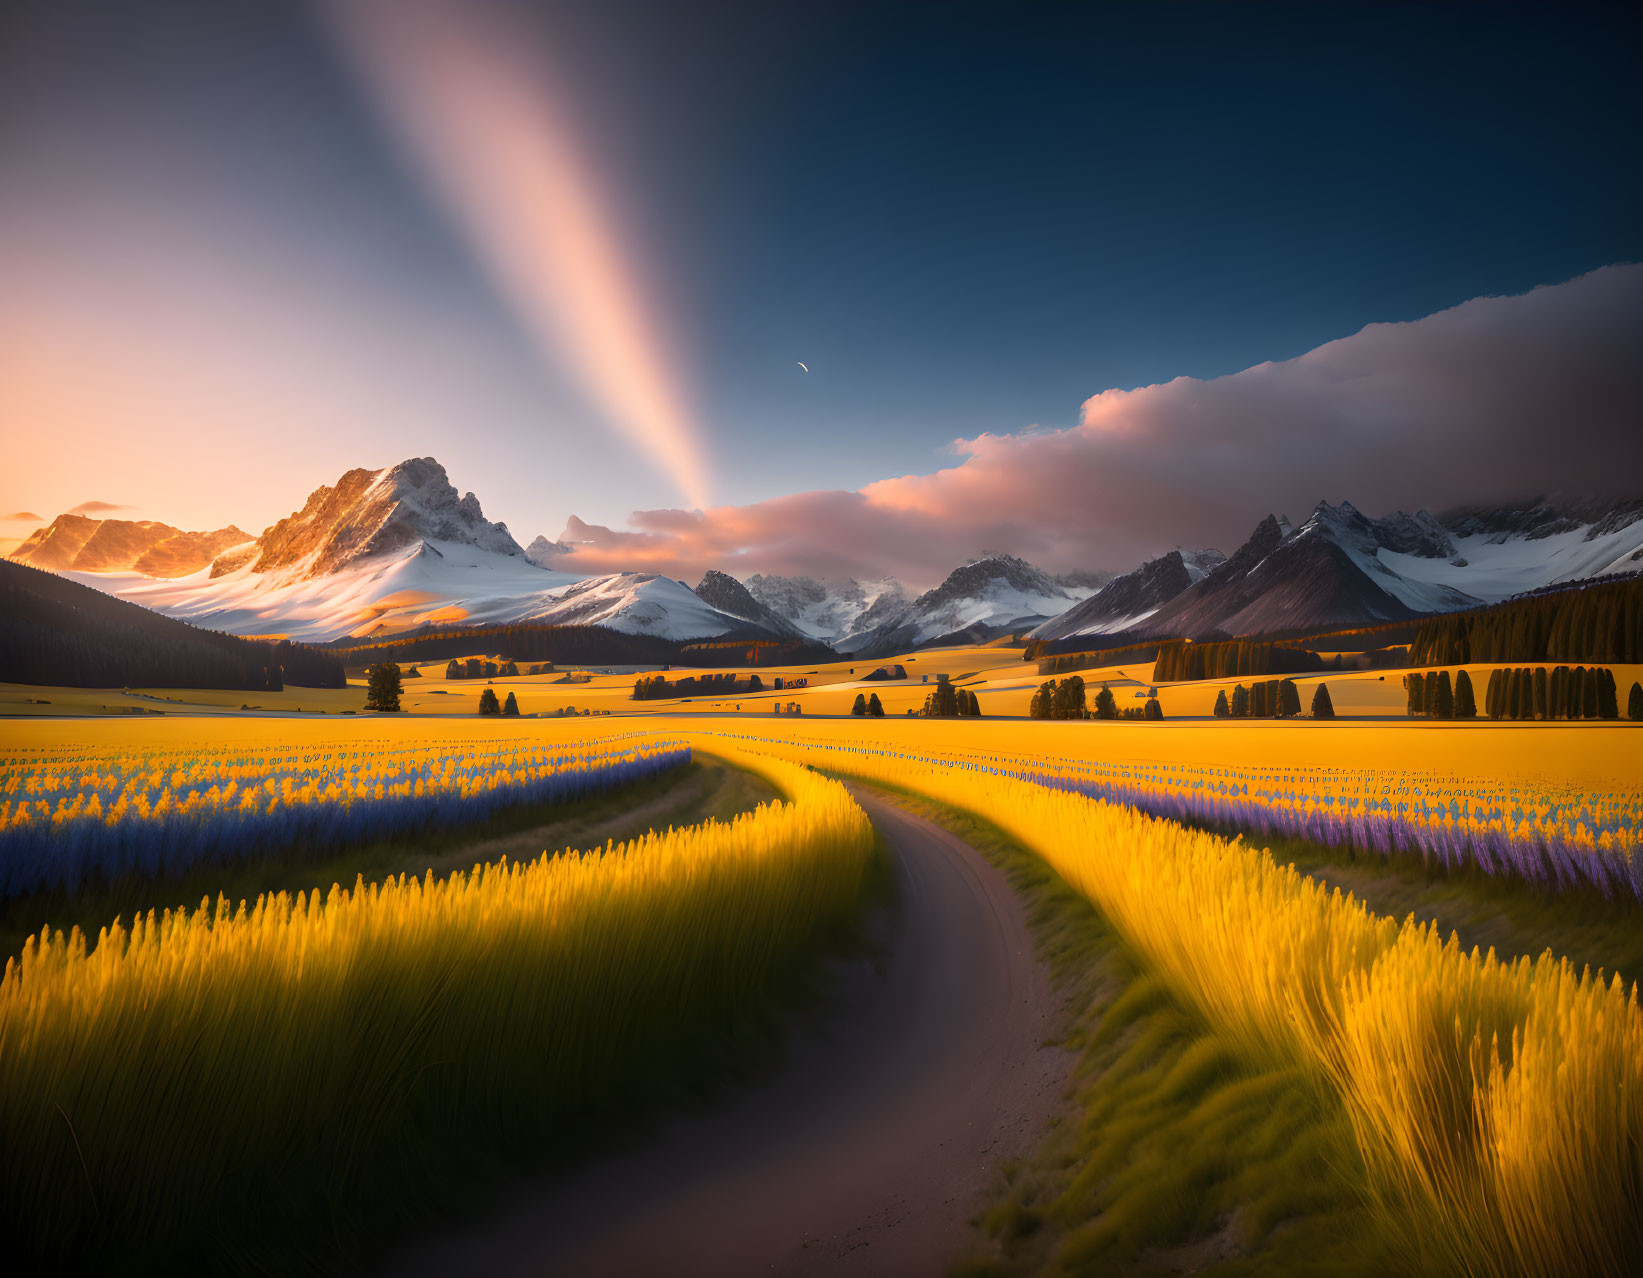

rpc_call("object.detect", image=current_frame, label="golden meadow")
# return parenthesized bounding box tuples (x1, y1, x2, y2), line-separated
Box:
(710, 727, 1641, 1278)
(1, 740, 874, 1270)
(2, 715, 1638, 1273)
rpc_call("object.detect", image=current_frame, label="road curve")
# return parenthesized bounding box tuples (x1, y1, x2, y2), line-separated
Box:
(387, 788, 1064, 1278)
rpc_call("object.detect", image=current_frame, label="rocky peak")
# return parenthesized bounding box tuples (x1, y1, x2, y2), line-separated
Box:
(693, 570, 802, 638)
(919, 554, 1066, 607)
(247, 458, 525, 577)
(9, 513, 250, 577)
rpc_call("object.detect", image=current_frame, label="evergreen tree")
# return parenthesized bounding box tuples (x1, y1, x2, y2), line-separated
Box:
(1485, 669, 1503, 720)
(1424, 672, 1441, 718)
(1143, 696, 1163, 721)
(1407, 672, 1425, 716)
(1583, 666, 1600, 718)
(1229, 684, 1250, 717)
(966, 690, 982, 717)
(1093, 682, 1116, 720)
(1532, 666, 1548, 720)
(1054, 676, 1088, 720)
(465, 658, 482, 679)
(1311, 682, 1335, 719)
(477, 688, 501, 716)
(867, 692, 885, 717)
(445, 660, 461, 680)
(852, 693, 868, 716)
(500, 661, 519, 677)
(1213, 689, 1230, 718)
(502, 691, 520, 717)
(1276, 679, 1302, 719)
(1434, 670, 1454, 720)
(1629, 682, 1643, 721)
(1454, 669, 1476, 719)
(1597, 668, 1619, 720)
(364, 662, 402, 712)
(1029, 681, 1055, 719)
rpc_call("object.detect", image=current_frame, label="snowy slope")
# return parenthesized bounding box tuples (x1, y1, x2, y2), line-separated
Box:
(744, 574, 908, 644)
(512, 572, 762, 640)
(68, 537, 585, 642)
(843, 556, 1094, 656)
(1031, 548, 1226, 641)
(1380, 520, 1643, 602)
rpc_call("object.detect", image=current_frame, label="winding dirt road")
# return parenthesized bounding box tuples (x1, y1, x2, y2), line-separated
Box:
(388, 789, 1065, 1277)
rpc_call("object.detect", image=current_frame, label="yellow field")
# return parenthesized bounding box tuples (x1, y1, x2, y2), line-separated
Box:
(8, 645, 1640, 724)
(2, 702, 1640, 1273)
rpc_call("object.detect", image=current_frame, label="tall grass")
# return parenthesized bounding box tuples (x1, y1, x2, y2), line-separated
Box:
(712, 731, 1643, 897)
(725, 731, 1643, 1277)
(0, 735, 686, 897)
(0, 746, 874, 1272)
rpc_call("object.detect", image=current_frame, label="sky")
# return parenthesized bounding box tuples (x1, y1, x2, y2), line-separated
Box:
(2, 1, 1640, 585)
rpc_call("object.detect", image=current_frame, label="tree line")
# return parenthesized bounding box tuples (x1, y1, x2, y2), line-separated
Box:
(1152, 638, 1325, 682)
(920, 676, 982, 717)
(1028, 676, 1163, 720)
(850, 693, 886, 717)
(1, 559, 343, 691)
(1410, 575, 1642, 666)
(444, 659, 521, 680)
(1481, 666, 1628, 720)
(1210, 678, 1330, 719)
(632, 672, 761, 700)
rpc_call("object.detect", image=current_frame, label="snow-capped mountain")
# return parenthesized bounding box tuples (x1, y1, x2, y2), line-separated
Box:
(744, 573, 908, 645)
(45, 459, 767, 643)
(1030, 548, 1225, 641)
(10, 515, 250, 578)
(240, 456, 526, 576)
(693, 571, 806, 639)
(841, 555, 1095, 656)
(1101, 498, 1643, 640)
(510, 572, 771, 640)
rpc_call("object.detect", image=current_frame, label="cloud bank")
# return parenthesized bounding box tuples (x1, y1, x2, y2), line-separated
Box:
(2, 511, 42, 522)
(539, 265, 1643, 589)
(67, 501, 135, 516)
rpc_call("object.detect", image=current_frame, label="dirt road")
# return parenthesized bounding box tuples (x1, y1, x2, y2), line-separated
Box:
(388, 789, 1064, 1277)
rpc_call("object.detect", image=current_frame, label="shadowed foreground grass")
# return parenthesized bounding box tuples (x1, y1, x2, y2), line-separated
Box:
(2, 751, 875, 1276)
(870, 791, 1398, 1278)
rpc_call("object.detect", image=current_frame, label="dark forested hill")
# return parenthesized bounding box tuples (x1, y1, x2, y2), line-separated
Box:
(0, 560, 344, 690)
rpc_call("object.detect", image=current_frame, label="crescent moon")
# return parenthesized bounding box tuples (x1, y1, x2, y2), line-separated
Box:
(796, 361, 809, 373)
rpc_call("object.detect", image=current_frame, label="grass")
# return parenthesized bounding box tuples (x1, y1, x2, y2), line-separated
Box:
(1268, 830, 1643, 985)
(2, 748, 876, 1275)
(759, 735, 1642, 1278)
(861, 790, 1397, 1277)
(0, 757, 770, 963)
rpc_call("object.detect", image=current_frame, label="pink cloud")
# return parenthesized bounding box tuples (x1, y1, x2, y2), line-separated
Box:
(551, 265, 1643, 589)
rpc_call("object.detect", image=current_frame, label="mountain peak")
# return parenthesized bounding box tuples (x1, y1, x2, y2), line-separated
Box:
(247, 458, 525, 577)
(9, 513, 250, 578)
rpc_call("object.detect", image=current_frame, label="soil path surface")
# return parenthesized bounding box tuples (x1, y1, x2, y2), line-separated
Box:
(387, 788, 1065, 1277)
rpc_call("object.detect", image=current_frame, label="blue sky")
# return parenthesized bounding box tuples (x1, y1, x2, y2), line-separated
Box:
(1, 0, 1639, 574)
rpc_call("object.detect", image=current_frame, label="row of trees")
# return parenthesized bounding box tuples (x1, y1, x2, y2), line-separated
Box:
(1480, 666, 1629, 721)
(921, 678, 983, 717)
(632, 672, 757, 700)
(850, 693, 886, 717)
(444, 659, 520, 680)
(1031, 640, 1163, 677)
(1030, 675, 1168, 719)
(1404, 670, 1477, 719)
(1410, 575, 1642, 665)
(1152, 638, 1325, 682)
(1210, 678, 1323, 719)
(477, 688, 521, 716)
